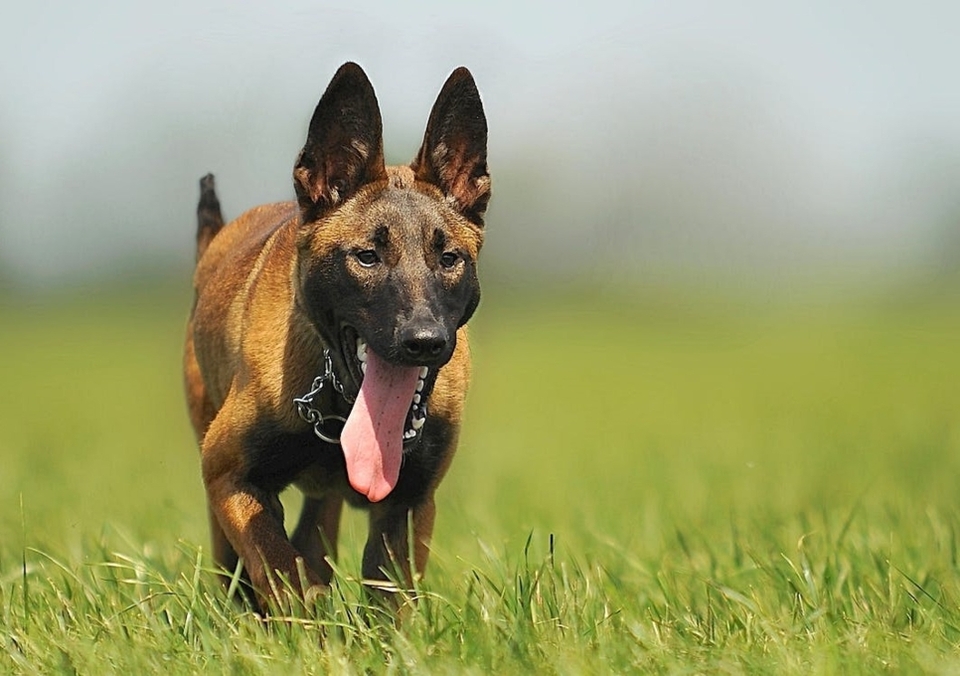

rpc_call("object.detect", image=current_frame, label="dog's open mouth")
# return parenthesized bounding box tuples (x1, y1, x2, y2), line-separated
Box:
(355, 339, 429, 442)
(338, 330, 431, 502)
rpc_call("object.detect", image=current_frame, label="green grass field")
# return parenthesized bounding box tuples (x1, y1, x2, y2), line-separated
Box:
(1, 284, 959, 673)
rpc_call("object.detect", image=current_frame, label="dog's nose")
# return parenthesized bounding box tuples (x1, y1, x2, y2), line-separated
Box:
(399, 322, 448, 362)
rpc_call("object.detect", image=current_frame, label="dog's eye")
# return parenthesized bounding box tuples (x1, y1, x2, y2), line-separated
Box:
(440, 252, 459, 269)
(356, 250, 379, 267)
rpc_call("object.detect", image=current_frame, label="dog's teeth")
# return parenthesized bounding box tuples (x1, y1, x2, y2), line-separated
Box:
(416, 379, 424, 393)
(413, 393, 421, 404)
(403, 429, 417, 440)
(360, 362, 366, 374)
(419, 366, 429, 379)
(356, 340, 367, 362)
(411, 416, 424, 430)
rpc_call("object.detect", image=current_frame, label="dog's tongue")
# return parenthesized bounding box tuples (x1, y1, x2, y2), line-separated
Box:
(340, 350, 420, 502)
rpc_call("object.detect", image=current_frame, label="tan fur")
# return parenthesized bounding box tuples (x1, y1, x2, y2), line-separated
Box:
(185, 64, 488, 611)
(185, 190, 476, 605)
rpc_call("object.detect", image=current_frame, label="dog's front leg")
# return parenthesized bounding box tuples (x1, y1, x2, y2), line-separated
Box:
(362, 496, 437, 588)
(291, 496, 344, 585)
(201, 411, 325, 607)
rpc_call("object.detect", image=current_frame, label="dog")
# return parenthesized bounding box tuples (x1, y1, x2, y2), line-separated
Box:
(183, 62, 489, 609)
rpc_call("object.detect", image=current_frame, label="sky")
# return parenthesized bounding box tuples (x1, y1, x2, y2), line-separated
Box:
(2, 1, 960, 288)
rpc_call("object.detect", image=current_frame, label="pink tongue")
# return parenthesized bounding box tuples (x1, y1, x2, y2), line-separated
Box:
(340, 350, 420, 502)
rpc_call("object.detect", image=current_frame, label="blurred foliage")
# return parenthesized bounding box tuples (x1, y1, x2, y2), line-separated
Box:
(0, 282, 958, 671)
(1, 281, 958, 545)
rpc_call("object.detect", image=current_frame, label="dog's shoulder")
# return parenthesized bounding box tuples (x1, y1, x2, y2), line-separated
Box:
(429, 326, 471, 426)
(190, 201, 304, 408)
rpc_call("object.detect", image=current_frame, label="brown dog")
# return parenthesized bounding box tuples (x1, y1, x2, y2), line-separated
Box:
(183, 62, 489, 608)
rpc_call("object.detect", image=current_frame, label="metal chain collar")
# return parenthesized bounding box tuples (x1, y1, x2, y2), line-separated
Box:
(293, 349, 352, 444)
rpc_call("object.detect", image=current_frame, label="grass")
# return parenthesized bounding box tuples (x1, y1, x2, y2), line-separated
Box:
(1, 283, 959, 673)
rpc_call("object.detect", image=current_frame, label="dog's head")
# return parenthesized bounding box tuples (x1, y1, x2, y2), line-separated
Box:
(291, 63, 489, 501)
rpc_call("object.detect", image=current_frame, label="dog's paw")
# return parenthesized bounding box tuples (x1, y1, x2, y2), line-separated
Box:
(302, 582, 328, 607)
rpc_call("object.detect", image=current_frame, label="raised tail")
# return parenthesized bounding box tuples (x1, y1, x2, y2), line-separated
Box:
(196, 173, 224, 261)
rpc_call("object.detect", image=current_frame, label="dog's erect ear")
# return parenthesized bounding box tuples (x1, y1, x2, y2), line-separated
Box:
(411, 67, 490, 226)
(294, 62, 387, 222)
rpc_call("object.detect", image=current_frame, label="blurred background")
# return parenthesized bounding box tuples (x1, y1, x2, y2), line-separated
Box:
(1, 0, 959, 295)
(0, 1, 958, 560)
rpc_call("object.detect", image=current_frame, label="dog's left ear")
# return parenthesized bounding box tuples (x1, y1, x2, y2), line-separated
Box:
(412, 67, 490, 226)
(294, 62, 387, 223)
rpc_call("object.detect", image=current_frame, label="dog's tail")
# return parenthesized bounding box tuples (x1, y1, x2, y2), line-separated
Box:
(196, 173, 224, 262)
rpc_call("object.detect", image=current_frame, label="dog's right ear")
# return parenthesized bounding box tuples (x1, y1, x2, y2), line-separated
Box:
(293, 62, 387, 222)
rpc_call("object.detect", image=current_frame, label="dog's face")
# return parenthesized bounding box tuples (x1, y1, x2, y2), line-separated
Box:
(288, 64, 488, 498)
(296, 176, 483, 400)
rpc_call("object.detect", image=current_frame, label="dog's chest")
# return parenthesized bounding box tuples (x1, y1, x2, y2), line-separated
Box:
(243, 423, 344, 494)
(292, 457, 349, 499)
(242, 415, 457, 507)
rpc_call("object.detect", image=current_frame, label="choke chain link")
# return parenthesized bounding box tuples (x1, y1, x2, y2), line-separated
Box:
(294, 349, 350, 444)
